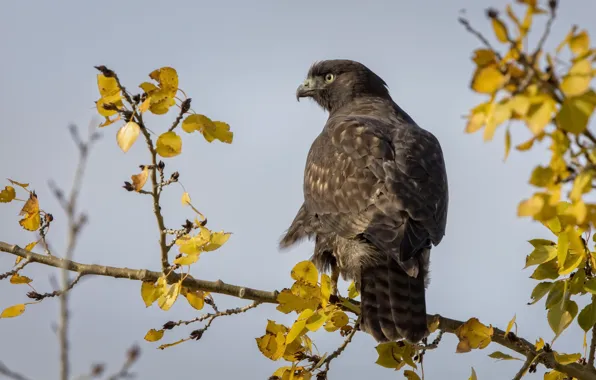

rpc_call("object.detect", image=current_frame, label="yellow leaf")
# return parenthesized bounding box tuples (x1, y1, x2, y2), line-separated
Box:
(526, 96, 556, 134)
(7, 179, 29, 189)
(556, 92, 596, 135)
(535, 337, 545, 350)
(173, 253, 199, 266)
(97, 74, 120, 97)
(131, 166, 149, 192)
(488, 351, 522, 361)
(509, 95, 531, 117)
(472, 49, 497, 66)
(182, 288, 205, 310)
(19, 192, 40, 231)
(141, 281, 158, 307)
(465, 102, 488, 133)
(1, 304, 26, 318)
(0, 186, 16, 203)
(529, 166, 554, 187)
(139, 82, 158, 94)
(570, 31, 590, 55)
(204, 121, 233, 144)
(144, 329, 164, 342)
(256, 331, 287, 361)
(181, 192, 191, 205)
(158, 281, 181, 311)
(203, 230, 231, 252)
(156, 131, 182, 158)
(139, 97, 151, 113)
(116, 121, 141, 153)
(276, 289, 319, 314)
(544, 371, 566, 380)
(504, 128, 511, 161)
(149, 67, 178, 96)
(182, 114, 215, 133)
(291, 261, 318, 286)
(491, 18, 509, 43)
(524, 244, 557, 268)
(286, 309, 312, 344)
(157, 338, 187, 350)
(375, 341, 417, 370)
(96, 93, 123, 117)
(455, 318, 493, 353)
(324, 310, 349, 332)
(471, 64, 506, 94)
(469, 368, 478, 380)
(557, 232, 569, 270)
(570, 171, 593, 202)
(347, 281, 359, 298)
(10, 274, 32, 284)
(484, 99, 511, 141)
(553, 352, 581, 365)
(99, 114, 120, 128)
(560, 59, 593, 97)
(175, 230, 210, 255)
(305, 309, 328, 331)
(320, 274, 331, 305)
(548, 300, 578, 339)
(403, 370, 421, 380)
(505, 314, 516, 335)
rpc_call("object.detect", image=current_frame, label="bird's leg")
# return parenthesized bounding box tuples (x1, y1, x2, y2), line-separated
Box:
(331, 264, 340, 296)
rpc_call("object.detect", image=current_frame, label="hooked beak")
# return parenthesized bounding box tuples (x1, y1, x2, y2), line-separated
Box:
(296, 77, 316, 101)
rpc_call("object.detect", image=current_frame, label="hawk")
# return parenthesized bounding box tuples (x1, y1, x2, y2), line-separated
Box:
(279, 60, 449, 343)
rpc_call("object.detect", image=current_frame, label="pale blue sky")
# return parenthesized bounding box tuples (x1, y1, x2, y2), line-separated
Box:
(1, 0, 595, 379)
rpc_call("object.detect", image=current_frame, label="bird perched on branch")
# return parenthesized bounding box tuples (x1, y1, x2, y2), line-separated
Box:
(280, 59, 449, 344)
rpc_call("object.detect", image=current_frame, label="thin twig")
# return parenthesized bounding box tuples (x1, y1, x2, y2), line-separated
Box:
(163, 301, 260, 330)
(106, 345, 140, 380)
(0, 260, 30, 280)
(27, 273, 86, 301)
(513, 353, 538, 380)
(0, 362, 31, 380)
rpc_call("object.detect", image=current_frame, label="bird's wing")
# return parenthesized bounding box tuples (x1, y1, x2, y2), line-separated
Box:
(304, 114, 448, 261)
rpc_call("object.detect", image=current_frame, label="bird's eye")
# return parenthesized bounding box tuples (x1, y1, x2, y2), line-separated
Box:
(324, 73, 335, 83)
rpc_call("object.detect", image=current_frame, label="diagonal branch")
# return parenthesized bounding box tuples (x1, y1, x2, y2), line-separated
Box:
(0, 362, 31, 380)
(2, 241, 595, 380)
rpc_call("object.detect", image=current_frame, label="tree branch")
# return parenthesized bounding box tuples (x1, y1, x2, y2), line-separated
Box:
(0, 362, 31, 380)
(2, 241, 595, 379)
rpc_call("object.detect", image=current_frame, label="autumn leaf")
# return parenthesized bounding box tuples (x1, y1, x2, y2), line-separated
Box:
(116, 121, 141, 152)
(504, 314, 516, 335)
(560, 59, 593, 97)
(556, 92, 596, 134)
(203, 121, 233, 144)
(469, 368, 478, 380)
(156, 131, 182, 158)
(529, 282, 554, 305)
(1, 304, 26, 318)
(10, 274, 32, 285)
(535, 337, 545, 350)
(182, 288, 205, 310)
(19, 192, 40, 231)
(141, 281, 158, 307)
(403, 370, 421, 380)
(455, 318, 493, 353)
(553, 352, 581, 365)
(470, 64, 506, 94)
(504, 128, 511, 161)
(491, 18, 509, 43)
(131, 166, 149, 192)
(578, 302, 596, 331)
(488, 351, 522, 361)
(526, 96, 556, 135)
(291, 261, 319, 286)
(256, 330, 287, 361)
(324, 310, 349, 332)
(181, 192, 191, 205)
(0, 186, 16, 203)
(548, 300, 578, 339)
(158, 281, 181, 311)
(141, 67, 179, 115)
(347, 281, 359, 299)
(173, 253, 199, 266)
(524, 243, 557, 268)
(96, 74, 123, 117)
(569, 30, 590, 55)
(203, 230, 231, 252)
(144, 329, 164, 342)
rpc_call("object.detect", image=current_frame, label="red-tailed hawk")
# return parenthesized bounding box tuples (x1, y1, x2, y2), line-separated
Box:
(280, 60, 449, 343)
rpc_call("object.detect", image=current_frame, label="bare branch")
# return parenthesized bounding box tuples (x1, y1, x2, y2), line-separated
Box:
(0, 259, 30, 280)
(0, 362, 32, 380)
(106, 345, 140, 380)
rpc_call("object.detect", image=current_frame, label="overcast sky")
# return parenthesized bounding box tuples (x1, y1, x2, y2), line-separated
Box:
(1, 0, 596, 379)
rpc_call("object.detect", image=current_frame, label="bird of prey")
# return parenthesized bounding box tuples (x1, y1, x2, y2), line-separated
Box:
(279, 60, 448, 344)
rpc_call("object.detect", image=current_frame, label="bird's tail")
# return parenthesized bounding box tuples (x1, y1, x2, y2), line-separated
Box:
(359, 256, 428, 343)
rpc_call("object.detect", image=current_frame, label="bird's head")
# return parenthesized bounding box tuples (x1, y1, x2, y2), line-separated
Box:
(296, 59, 390, 112)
